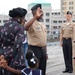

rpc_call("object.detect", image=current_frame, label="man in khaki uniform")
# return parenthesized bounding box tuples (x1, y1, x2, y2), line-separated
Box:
(25, 4, 47, 75)
(60, 11, 75, 73)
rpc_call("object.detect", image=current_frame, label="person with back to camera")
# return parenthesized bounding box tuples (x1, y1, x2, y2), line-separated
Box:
(0, 50, 42, 75)
(0, 7, 27, 75)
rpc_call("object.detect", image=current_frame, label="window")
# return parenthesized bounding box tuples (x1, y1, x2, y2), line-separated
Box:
(72, 2, 73, 5)
(58, 21, 62, 23)
(52, 13, 53, 15)
(53, 21, 57, 23)
(69, 2, 71, 5)
(62, 7, 66, 10)
(53, 26, 57, 29)
(0, 20, 1, 23)
(59, 26, 61, 28)
(62, 2, 64, 5)
(64, 2, 66, 5)
(46, 25, 49, 29)
(41, 19, 44, 22)
(47, 31, 49, 33)
(53, 31, 56, 34)
(46, 13, 50, 16)
(73, 20, 75, 22)
(62, 12, 66, 15)
(46, 19, 49, 22)
(55, 13, 57, 15)
(64, 7, 66, 10)
(63, 20, 66, 23)
(58, 13, 60, 15)
(62, 2, 66, 5)
(69, 7, 73, 10)
(69, 2, 73, 5)
(3, 20, 8, 23)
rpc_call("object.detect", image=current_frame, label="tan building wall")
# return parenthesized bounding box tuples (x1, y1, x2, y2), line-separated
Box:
(0, 15, 9, 26)
(61, 0, 75, 17)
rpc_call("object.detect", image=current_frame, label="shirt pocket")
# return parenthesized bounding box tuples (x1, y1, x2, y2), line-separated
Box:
(67, 27, 73, 32)
(62, 27, 66, 31)
(35, 26, 42, 32)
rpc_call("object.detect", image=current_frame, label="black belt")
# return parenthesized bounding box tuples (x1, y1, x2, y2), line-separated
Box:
(28, 45, 44, 49)
(63, 38, 71, 40)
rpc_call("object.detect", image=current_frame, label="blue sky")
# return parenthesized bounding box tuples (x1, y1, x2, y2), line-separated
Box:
(0, 0, 60, 15)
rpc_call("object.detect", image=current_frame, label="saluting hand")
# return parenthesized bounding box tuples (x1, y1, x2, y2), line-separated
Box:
(35, 7, 43, 19)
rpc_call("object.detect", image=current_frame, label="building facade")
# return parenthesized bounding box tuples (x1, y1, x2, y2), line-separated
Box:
(51, 9, 75, 39)
(0, 15, 9, 26)
(51, 10, 66, 39)
(26, 0, 75, 40)
(61, 0, 75, 17)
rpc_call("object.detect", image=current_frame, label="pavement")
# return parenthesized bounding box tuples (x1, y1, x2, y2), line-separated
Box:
(46, 45, 74, 75)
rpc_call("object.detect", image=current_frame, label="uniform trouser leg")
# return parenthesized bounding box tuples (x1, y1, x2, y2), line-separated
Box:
(38, 49, 46, 75)
(63, 43, 69, 70)
(28, 45, 46, 75)
(63, 38, 73, 71)
(67, 40, 73, 71)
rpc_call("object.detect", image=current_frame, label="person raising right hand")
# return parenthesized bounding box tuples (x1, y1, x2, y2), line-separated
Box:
(25, 4, 47, 75)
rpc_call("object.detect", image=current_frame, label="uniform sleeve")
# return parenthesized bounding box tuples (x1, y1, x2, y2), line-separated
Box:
(28, 24, 34, 33)
(4, 26, 25, 61)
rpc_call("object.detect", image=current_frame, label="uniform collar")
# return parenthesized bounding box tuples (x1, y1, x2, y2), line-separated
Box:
(66, 20, 72, 23)
(66, 20, 72, 26)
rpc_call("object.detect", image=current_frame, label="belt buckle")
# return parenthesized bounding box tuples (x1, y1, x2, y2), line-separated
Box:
(65, 37, 68, 39)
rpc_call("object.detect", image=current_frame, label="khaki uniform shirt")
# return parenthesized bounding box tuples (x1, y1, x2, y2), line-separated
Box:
(61, 21, 75, 58)
(60, 21, 75, 39)
(27, 20, 47, 47)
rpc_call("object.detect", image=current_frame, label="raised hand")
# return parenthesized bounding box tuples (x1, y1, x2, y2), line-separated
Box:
(35, 7, 43, 18)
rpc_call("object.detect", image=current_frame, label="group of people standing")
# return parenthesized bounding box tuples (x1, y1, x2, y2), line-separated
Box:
(60, 11, 75, 74)
(0, 4, 47, 75)
(0, 2, 75, 75)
